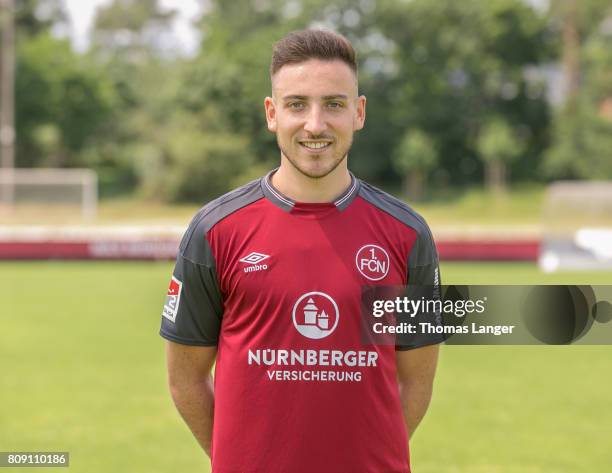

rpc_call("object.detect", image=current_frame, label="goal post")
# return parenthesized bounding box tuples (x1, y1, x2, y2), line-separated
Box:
(0, 168, 98, 220)
(539, 181, 612, 272)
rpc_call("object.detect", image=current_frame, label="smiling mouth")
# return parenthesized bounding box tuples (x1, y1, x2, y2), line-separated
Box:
(299, 141, 332, 151)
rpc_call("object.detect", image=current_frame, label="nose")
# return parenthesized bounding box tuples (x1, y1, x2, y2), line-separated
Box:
(303, 105, 327, 136)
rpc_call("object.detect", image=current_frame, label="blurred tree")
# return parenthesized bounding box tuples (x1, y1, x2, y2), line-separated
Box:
(164, 129, 254, 202)
(556, 0, 581, 107)
(544, 0, 612, 178)
(392, 129, 437, 201)
(14, 11, 115, 169)
(87, 0, 184, 195)
(91, 0, 177, 61)
(476, 117, 525, 193)
(372, 0, 553, 189)
(89, 0, 178, 116)
(14, 0, 67, 38)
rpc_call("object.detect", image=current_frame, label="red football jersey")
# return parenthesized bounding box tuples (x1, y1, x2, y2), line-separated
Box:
(161, 171, 440, 473)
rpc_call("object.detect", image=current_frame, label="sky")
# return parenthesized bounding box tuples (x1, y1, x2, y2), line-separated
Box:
(62, 0, 202, 55)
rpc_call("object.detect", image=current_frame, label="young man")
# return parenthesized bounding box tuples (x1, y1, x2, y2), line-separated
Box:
(160, 29, 440, 473)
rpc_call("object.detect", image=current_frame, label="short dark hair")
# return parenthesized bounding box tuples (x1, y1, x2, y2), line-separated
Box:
(270, 29, 357, 78)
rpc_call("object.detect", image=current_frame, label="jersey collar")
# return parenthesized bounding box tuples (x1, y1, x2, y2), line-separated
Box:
(261, 168, 360, 212)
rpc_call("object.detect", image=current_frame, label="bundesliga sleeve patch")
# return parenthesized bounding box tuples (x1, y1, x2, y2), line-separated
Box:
(162, 276, 182, 323)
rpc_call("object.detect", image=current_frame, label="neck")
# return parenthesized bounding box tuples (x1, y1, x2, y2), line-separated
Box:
(272, 156, 352, 203)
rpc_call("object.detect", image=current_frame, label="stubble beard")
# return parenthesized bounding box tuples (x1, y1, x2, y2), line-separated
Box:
(278, 137, 353, 180)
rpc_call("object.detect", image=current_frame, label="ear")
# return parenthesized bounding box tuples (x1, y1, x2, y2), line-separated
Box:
(353, 95, 366, 131)
(264, 96, 277, 132)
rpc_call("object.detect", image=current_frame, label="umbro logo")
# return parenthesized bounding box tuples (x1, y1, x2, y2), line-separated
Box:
(239, 252, 270, 273)
(240, 252, 269, 264)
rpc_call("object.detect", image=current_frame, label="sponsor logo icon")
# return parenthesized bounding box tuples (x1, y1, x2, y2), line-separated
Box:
(292, 292, 339, 339)
(240, 252, 270, 264)
(162, 276, 182, 323)
(355, 244, 390, 281)
(239, 252, 270, 273)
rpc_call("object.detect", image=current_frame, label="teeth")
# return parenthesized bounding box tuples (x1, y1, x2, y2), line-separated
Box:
(301, 142, 330, 149)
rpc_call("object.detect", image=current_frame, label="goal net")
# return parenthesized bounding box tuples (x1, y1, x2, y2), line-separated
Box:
(539, 181, 612, 272)
(0, 168, 98, 221)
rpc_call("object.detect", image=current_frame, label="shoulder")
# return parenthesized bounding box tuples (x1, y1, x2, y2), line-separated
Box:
(179, 178, 264, 262)
(358, 179, 438, 266)
(357, 180, 433, 238)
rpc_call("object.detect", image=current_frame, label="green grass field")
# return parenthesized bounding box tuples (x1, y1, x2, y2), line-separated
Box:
(1, 262, 611, 472)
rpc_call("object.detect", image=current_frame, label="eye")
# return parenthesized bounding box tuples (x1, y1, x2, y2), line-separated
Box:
(287, 102, 305, 110)
(327, 101, 345, 109)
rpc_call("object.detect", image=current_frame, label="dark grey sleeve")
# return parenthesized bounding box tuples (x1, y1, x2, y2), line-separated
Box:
(396, 227, 443, 350)
(159, 223, 223, 346)
(408, 226, 440, 288)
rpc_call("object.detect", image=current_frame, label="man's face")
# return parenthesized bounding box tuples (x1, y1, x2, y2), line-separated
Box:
(264, 59, 366, 179)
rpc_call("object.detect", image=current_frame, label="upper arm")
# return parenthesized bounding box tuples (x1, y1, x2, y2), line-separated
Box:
(396, 223, 443, 350)
(160, 215, 223, 346)
(396, 344, 439, 388)
(407, 223, 439, 287)
(166, 341, 217, 387)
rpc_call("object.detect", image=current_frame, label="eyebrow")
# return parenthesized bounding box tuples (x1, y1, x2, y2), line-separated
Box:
(281, 94, 349, 101)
